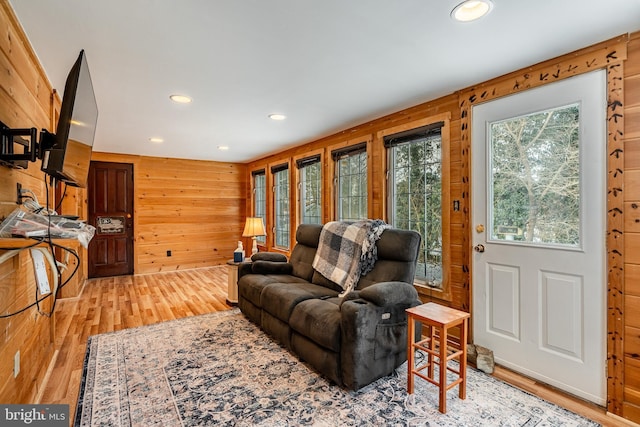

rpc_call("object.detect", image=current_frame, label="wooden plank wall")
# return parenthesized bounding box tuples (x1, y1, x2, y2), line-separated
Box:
(0, 0, 82, 404)
(91, 152, 247, 274)
(623, 32, 640, 422)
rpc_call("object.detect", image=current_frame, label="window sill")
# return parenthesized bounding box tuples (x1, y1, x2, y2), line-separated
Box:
(269, 246, 290, 255)
(415, 281, 452, 303)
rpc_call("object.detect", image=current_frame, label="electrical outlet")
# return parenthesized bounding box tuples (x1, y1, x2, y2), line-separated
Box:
(166, 250, 172, 257)
(14, 350, 20, 378)
(16, 183, 22, 204)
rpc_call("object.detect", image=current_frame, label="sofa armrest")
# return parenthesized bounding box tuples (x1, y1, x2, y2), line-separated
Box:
(339, 291, 360, 307)
(237, 262, 253, 280)
(251, 260, 293, 275)
(339, 282, 421, 389)
(339, 287, 421, 390)
(357, 281, 419, 307)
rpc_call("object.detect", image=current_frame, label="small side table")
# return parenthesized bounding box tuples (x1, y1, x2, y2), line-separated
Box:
(406, 302, 470, 414)
(226, 259, 245, 305)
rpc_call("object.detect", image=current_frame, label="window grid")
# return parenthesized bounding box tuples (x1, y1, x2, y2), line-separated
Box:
(253, 173, 266, 244)
(300, 162, 322, 224)
(336, 151, 367, 221)
(273, 168, 290, 248)
(389, 134, 442, 288)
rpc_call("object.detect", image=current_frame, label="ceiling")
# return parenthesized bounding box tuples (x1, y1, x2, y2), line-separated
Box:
(8, 1, 640, 163)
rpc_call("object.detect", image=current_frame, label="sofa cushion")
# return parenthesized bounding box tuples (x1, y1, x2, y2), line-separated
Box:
(238, 274, 309, 306)
(264, 274, 309, 284)
(357, 260, 418, 289)
(261, 283, 338, 322)
(261, 311, 292, 348)
(376, 228, 421, 262)
(251, 261, 293, 275)
(296, 224, 322, 247)
(355, 227, 421, 289)
(290, 299, 342, 352)
(288, 244, 316, 281)
(286, 224, 323, 281)
(291, 333, 341, 385)
(238, 298, 262, 325)
(311, 270, 343, 292)
(238, 275, 280, 307)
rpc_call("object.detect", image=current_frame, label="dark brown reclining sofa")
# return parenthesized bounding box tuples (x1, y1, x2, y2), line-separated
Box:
(237, 223, 421, 390)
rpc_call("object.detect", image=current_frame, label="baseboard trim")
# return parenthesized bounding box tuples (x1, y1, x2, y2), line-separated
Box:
(606, 412, 640, 426)
(36, 348, 59, 404)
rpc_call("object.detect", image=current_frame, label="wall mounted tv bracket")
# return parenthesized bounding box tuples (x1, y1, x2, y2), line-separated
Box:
(0, 120, 55, 169)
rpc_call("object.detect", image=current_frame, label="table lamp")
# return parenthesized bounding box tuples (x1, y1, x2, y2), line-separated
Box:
(242, 217, 266, 256)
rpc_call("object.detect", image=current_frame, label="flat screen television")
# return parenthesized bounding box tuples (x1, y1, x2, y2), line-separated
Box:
(41, 49, 98, 188)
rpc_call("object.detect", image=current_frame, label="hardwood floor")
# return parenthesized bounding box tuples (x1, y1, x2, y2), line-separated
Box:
(40, 266, 621, 426)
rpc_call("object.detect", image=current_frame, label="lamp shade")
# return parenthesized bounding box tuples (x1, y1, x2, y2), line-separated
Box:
(242, 217, 266, 237)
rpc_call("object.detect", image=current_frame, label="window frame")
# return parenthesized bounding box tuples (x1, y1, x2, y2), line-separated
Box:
(251, 168, 267, 246)
(328, 136, 372, 221)
(270, 161, 291, 250)
(293, 149, 324, 228)
(379, 114, 452, 302)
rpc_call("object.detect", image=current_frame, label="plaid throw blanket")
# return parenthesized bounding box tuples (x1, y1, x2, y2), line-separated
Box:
(312, 220, 390, 296)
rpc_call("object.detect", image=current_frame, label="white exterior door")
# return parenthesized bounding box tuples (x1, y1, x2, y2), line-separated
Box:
(471, 70, 607, 405)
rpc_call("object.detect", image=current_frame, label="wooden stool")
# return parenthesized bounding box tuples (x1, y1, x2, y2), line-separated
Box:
(406, 302, 470, 413)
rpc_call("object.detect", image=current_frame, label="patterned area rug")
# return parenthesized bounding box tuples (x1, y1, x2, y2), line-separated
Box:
(75, 309, 599, 426)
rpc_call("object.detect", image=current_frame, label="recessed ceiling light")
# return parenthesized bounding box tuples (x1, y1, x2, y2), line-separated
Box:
(268, 114, 287, 121)
(149, 137, 164, 143)
(451, 0, 493, 22)
(170, 94, 192, 104)
(218, 145, 229, 150)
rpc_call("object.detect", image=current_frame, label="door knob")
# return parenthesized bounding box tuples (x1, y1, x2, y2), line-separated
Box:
(474, 244, 485, 253)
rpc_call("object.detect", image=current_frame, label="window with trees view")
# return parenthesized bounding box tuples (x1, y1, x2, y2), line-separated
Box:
(272, 164, 290, 248)
(386, 123, 443, 288)
(253, 170, 266, 244)
(297, 155, 322, 224)
(333, 143, 367, 221)
(489, 103, 580, 247)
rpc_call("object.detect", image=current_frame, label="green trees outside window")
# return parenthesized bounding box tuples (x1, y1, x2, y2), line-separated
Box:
(273, 167, 290, 248)
(387, 125, 443, 288)
(253, 171, 266, 244)
(489, 104, 580, 247)
(336, 150, 367, 221)
(299, 160, 322, 224)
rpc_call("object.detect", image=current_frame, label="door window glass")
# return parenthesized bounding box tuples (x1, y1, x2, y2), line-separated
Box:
(489, 103, 580, 247)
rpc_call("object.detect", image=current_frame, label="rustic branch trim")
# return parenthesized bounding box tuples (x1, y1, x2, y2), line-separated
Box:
(607, 59, 626, 415)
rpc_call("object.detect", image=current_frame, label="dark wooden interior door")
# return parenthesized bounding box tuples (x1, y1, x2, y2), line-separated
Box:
(88, 161, 134, 278)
